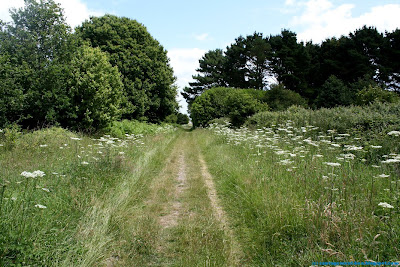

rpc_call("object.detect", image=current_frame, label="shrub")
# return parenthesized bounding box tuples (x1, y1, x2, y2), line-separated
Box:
(356, 85, 399, 105)
(265, 84, 308, 111)
(64, 46, 125, 132)
(190, 87, 268, 127)
(176, 113, 189, 125)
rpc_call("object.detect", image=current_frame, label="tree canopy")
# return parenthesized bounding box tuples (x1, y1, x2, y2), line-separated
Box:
(76, 15, 177, 122)
(0, 1, 178, 130)
(184, 27, 400, 110)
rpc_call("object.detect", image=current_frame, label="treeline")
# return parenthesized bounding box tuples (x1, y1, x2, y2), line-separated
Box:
(183, 27, 400, 110)
(0, 0, 179, 131)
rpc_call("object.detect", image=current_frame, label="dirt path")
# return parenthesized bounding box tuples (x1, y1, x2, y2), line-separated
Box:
(133, 131, 243, 266)
(198, 152, 244, 266)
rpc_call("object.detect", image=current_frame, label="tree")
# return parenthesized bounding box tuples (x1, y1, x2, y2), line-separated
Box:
(190, 87, 268, 127)
(177, 113, 189, 125)
(0, 0, 75, 128)
(314, 75, 355, 108)
(265, 84, 307, 111)
(356, 85, 399, 105)
(382, 29, 400, 92)
(182, 49, 227, 106)
(224, 33, 272, 90)
(63, 46, 125, 131)
(269, 30, 311, 98)
(76, 15, 177, 122)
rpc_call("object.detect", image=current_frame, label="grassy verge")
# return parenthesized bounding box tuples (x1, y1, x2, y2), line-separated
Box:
(195, 121, 399, 265)
(0, 124, 177, 266)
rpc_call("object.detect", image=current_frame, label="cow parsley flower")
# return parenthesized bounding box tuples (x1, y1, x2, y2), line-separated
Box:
(324, 162, 341, 167)
(388, 131, 400, 136)
(378, 202, 394, 209)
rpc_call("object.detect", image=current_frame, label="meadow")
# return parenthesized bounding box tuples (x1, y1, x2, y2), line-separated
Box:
(198, 103, 399, 265)
(0, 104, 399, 266)
(0, 122, 177, 266)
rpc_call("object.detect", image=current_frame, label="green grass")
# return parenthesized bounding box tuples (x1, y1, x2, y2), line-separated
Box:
(196, 121, 399, 266)
(0, 124, 178, 266)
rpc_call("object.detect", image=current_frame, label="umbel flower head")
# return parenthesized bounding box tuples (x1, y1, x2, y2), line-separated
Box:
(21, 170, 46, 178)
(378, 202, 394, 209)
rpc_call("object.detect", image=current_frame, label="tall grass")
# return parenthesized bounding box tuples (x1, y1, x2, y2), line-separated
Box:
(197, 116, 399, 265)
(0, 124, 177, 266)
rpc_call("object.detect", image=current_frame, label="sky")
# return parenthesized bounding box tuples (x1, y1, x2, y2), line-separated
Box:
(1, 0, 399, 113)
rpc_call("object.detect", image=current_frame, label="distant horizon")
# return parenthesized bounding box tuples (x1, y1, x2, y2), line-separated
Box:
(1, 0, 399, 113)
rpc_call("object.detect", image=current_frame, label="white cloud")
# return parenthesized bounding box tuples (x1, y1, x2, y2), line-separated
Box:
(290, 0, 400, 43)
(0, 0, 103, 28)
(168, 48, 207, 113)
(57, 0, 104, 28)
(194, 33, 209, 41)
(0, 0, 24, 22)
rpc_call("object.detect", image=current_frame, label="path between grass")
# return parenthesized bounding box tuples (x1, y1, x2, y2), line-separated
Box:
(122, 130, 244, 266)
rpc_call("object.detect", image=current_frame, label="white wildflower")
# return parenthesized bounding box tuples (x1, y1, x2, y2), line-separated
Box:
(387, 131, 400, 136)
(370, 145, 382, 149)
(21, 171, 35, 178)
(382, 158, 400, 164)
(42, 187, 50, 192)
(324, 162, 341, 167)
(377, 174, 390, 178)
(378, 202, 394, 209)
(35, 204, 47, 209)
(70, 137, 82, 140)
(81, 161, 89, 165)
(32, 170, 45, 177)
(39, 144, 48, 148)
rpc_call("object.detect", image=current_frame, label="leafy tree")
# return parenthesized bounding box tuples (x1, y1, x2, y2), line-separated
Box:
(224, 33, 272, 90)
(269, 30, 311, 98)
(177, 113, 189, 125)
(0, 0, 75, 128)
(190, 87, 268, 127)
(356, 85, 399, 105)
(63, 46, 125, 131)
(76, 15, 177, 122)
(314, 75, 355, 108)
(382, 29, 400, 92)
(0, 54, 25, 126)
(265, 84, 307, 111)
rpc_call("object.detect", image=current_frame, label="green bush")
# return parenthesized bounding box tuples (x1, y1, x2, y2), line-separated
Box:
(190, 87, 268, 127)
(265, 83, 308, 111)
(64, 46, 125, 132)
(314, 75, 356, 108)
(176, 113, 190, 125)
(356, 85, 399, 105)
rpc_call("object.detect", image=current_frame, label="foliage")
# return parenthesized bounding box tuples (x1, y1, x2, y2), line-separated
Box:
(64, 46, 125, 131)
(265, 83, 308, 111)
(314, 75, 356, 108)
(176, 113, 190, 125)
(0, 0, 75, 128)
(246, 102, 400, 146)
(182, 49, 227, 106)
(76, 15, 178, 122)
(190, 87, 268, 127)
(184, 26, 400, 107)
(105, 120, 176, 138)
(356, 85, 400, 105)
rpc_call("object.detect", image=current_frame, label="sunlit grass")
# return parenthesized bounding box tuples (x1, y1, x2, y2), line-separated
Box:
(0, 124, 177, 266)
(197, 120, 399, 265)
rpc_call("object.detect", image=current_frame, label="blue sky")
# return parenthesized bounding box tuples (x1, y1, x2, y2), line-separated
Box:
(1, 0, 399, 113)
